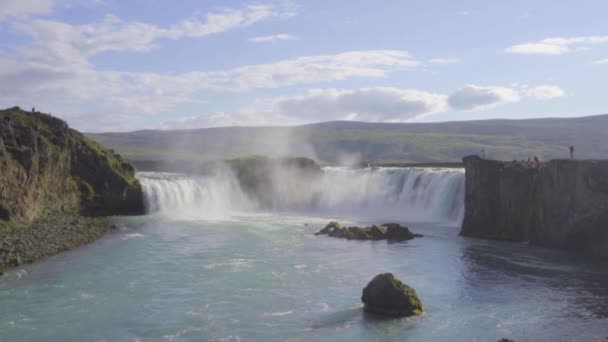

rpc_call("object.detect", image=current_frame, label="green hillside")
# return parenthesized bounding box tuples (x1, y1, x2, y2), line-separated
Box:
(88, 114, 608, 164)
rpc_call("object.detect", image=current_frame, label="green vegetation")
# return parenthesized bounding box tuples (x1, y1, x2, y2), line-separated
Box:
(88, 114, 608, 164)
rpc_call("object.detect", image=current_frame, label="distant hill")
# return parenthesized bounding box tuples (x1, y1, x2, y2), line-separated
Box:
(87, 114, 608, 164)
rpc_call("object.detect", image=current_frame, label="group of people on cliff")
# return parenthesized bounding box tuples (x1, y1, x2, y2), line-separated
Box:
(479, 145, 576, 167)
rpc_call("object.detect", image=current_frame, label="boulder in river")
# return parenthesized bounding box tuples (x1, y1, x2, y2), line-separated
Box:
(315, 221, 340, 235)
(382, 223, 416, 241)
(361, 273, 423, 317)
(315, 221, 421, 242)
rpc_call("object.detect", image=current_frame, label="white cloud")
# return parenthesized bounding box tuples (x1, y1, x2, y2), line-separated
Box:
(522, 85, 566, 100)
(0, 49, 421, 130)
(447, 84, 565, 111)
(10, 3, 297, 66)
(249, 33, 297, 43)
(448, 85, 521, 110)
(156, 82, 568, 130)
(593, 58, 608, 65)
(0, 0, 54, 21)
(506, 35, 608, 55)
(428, 58, 460, 65)
(273, 87, 447, 122)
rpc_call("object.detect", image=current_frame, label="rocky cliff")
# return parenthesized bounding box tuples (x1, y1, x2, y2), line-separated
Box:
(461, 155, 608, 258)
(0, 107, 144, 269)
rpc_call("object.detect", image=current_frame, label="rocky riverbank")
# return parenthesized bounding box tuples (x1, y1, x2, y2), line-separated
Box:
(461, 155, 608, 258)
(0, 215, 114, 269)
(0, 107, 144, 270)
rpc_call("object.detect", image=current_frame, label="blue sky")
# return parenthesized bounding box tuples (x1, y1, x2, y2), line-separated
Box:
(1, 0, 608, 132)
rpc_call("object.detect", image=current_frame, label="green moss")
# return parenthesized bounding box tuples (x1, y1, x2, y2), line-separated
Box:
(0, 220, 13, 233)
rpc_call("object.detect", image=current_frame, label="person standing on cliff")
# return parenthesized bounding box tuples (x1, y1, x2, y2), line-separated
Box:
(569, 145, 574, 159)
(480, 148, 486, 159)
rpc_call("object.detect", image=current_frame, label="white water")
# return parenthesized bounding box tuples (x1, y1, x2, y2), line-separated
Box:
(138, 167, 465, 224)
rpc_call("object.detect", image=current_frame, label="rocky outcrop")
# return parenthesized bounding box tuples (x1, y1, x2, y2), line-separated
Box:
(461, 155, 608, 258)
(0, 107, 145, 270)
(361, 273, 423, 317)
(316, 221, 421, 241)
(225, 155, 323, 209)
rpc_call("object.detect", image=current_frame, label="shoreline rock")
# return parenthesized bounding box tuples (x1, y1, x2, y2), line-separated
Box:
(0, 214, 116, 270)
(361, 273, 423, 317)
(315, 221, 422, 241)
(461, 155, 608, 258)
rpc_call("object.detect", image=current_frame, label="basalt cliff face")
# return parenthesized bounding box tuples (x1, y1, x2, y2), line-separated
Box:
(0, 107, 144, 269)
(461, 155, 608, 258)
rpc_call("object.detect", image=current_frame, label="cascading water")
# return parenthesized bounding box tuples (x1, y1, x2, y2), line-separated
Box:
(138, 167, 465, 224)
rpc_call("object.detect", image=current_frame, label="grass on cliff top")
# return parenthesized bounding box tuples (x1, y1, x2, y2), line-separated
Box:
(1, 107, 139, 185)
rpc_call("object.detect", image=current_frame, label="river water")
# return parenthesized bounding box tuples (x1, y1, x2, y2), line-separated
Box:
(0, 168, 606, 341)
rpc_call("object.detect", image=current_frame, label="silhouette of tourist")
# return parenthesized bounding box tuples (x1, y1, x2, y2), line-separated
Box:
(480, 148, 486, 159)
(569, 145, 574, 159)
(534, 156, 540, 169)
(31, 107, 35, 113)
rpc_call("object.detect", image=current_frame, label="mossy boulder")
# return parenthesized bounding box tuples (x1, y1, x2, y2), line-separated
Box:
(369, 225, 387, 239)
(315, 221, 340, 235)
(361, 273, 423, 317)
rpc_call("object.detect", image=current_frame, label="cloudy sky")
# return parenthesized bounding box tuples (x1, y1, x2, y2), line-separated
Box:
(1, 0, 607, 132)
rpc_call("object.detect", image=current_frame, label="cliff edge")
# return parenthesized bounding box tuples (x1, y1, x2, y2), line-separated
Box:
(461, 155, 608, 258)
(0, 107, 144, 269)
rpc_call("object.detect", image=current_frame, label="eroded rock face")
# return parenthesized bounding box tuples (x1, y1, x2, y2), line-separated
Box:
(361, 273, 423, 317)
(0, 107, 144, 221)
(461, 155, 608, 258)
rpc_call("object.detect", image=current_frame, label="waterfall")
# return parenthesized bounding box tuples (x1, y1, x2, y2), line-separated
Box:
(138, 167, 465, 224)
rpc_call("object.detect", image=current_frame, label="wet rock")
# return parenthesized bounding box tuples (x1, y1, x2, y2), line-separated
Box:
(361, 273, 423, 317)
(345, 226, 372, 240)
(369, 225, 387, 240)
(316, 221, 420, 242)
(329, 227, 346, 238)
(382, 223, 416, 241)
(315, 221, 340, 235)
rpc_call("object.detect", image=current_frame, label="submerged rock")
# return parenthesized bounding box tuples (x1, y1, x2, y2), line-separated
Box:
(361, 273, 423, 317)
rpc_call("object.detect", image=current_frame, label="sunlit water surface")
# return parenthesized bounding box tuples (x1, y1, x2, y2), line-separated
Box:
(0, 170, 607, 341)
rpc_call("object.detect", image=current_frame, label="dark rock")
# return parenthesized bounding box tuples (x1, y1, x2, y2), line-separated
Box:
(369, 225, 387, 240)
(317, 221, 420, 242)
(461, 155, 608, 258)
(345, 226, 372, 240)
(497, 339, 514, 342)
(382, 223, 416, 241)
(315, 221, 340, 235)
(329, 227, 345, 238)
(361, 273, 423, 317)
